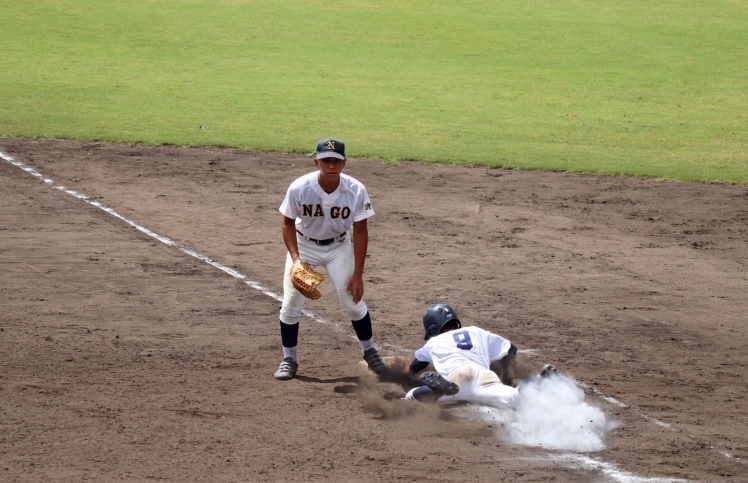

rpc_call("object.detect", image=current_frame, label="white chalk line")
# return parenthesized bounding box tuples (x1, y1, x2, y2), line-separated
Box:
(576, 382, 745, 466)
(0, 151, 332, 326)
(3, 150, 740, 480)
(536, 454, 690, 483)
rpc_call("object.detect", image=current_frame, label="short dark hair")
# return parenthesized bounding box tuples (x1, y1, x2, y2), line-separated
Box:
(440, 319, 461, 334)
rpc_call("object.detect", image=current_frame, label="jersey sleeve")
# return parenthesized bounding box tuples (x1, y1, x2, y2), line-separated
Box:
(413, 345, 433, 364)
(486, 330, 512, 362)
(279, 184, 299, 219)
(352, 183, 375, 222)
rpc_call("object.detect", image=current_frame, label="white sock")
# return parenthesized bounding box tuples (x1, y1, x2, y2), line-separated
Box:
(359, 338, 375, 352)
(283, 346, 298, 361)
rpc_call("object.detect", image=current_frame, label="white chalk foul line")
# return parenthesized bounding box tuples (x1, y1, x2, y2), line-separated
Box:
(540, 454, 690, 483)
(576, 381, 746, 465)
(0, 150, 331, 326)
(3, 149, 742, 478)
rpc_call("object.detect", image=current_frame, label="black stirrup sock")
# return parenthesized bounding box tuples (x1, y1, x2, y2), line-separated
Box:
(351, 312, 373, 341)
(280, 320, 299, 348)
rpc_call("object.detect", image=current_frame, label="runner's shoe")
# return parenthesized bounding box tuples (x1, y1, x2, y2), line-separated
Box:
(420, 371, 459, 396)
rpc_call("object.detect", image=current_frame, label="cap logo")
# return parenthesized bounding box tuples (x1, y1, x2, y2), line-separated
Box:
(326, 140, 335, 151)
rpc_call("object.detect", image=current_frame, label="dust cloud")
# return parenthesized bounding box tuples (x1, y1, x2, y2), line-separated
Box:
(478, 375, 617, 452)
(356, 358, 615, 451)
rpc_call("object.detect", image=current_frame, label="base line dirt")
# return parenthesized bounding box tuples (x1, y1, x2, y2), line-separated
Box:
(1, 138, 747, 481)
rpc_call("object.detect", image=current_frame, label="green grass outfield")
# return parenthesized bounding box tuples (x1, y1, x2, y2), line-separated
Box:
(2, 1, 746, 184)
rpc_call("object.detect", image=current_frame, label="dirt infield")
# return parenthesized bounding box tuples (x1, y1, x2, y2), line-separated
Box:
(1, 138, 747, 482)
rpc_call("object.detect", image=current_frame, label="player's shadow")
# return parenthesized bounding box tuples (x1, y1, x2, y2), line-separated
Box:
(295, 375, 360, 384)
(294, 372, 419, 396)
(334, 371, 421, 395)
(376, 370, 421, 388)
(295, 375, 362, 394)
(295, 371, 416, 387)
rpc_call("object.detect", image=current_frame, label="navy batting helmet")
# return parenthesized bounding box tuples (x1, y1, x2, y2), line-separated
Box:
(423, 304, 461, 340)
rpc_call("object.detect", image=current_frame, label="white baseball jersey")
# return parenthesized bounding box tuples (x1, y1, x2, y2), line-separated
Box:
(414, 326, 512, 377)
(279, 172, 374, 239)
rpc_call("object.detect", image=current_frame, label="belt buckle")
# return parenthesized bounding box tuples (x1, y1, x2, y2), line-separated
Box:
(298, 230, 344, 246)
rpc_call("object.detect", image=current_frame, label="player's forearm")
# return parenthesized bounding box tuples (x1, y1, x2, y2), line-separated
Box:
(409, 358, 429, 374)
(351, 223, 368, 276)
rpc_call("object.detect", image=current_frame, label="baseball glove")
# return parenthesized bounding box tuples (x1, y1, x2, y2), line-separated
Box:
(290, 260, 324, 300)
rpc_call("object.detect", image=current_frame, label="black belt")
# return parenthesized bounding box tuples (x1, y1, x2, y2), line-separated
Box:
(297, 230, 346, 246)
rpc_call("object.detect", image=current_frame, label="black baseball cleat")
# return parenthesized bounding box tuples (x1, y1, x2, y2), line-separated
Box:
(362, 347, 388, 375)
(420, 371, 459, 397)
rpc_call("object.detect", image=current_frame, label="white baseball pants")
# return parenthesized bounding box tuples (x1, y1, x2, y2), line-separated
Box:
(279, 235, 368, 324)
(440, 365, 521, 410)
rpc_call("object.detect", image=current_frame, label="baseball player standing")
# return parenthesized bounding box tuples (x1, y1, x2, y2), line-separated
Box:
(274, 138, 387, 380)
(404, 304, 558, 408)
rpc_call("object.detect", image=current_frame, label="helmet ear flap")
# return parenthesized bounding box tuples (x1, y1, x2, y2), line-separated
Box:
(424, 323, 435, 340)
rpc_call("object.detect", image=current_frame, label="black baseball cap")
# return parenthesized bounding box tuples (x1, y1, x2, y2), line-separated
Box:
(315, 138, 346, 160)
